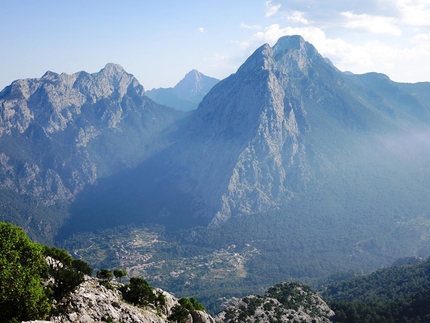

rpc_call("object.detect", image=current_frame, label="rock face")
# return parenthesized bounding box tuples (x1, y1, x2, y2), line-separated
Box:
(24, 276, 215, 323)
(4, 35, 430, 243)
(0, 63, 185, 241)
(146, 70, 219, 111)
(167, 36, 334, 225)
(161, 35, 430, 226)
(216, 282, 334, 323)
(62, 35, 430, 235)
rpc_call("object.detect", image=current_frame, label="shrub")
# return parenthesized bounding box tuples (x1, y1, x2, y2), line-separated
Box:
(121, 277, 156, 306)
(0, 222, 51, 322)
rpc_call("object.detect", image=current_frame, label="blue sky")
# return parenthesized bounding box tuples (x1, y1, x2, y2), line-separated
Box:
(1, 0, 430, 91)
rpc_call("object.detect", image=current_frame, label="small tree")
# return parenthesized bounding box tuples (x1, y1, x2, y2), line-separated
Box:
(72, 259, 93, 276)
(42, 246, 86, 301)
(97, 269, 113, 281)
(113, 269, 127, 283)
(168, 305, 190, 323)
(168, 297, 206, 323)
(121, 277, 156, 306)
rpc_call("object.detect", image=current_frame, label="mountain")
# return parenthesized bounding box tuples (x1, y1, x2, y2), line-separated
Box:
(0, 63, 186, 242)
(159, 35, 430, 226)
(57, 35, 430, 298)
(4, 35, 430, 309)
(145, 70, 219, 111)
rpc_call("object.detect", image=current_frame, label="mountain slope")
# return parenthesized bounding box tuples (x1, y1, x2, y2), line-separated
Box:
(166, 35, 430, 226)
(0, 63, 186, 242)
(57, 37, 430, 300)
(146, 70, 219, 111)
(322, 257, 430, 322)
(62, 35, 430, 240)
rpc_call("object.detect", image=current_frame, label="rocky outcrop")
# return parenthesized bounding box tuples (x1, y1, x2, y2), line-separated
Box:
(23, 276, 215, 323)
(216, 282, 334, 323)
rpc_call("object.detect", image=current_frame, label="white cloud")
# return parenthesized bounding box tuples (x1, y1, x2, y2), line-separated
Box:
(325, 36, 430, 83)
(240, 24, 328, 50)
(239, 0, 430, 83)
(341, 11, 402, 35)
(240, 24, 430, 82)
(265, 0, 281, 17)
(198, 27, 205, 33)
(287, 11, 309, 24)
(396, 0, 430, 26)
(240, 23, 262, 30)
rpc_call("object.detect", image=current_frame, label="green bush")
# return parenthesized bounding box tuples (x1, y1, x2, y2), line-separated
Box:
(42, 245, 86, 301)
(72, 259, 93, 276)
(113, 268, 127, 282)
(168, 304, 190, 323)
(97, 269, 113, 281)
(168, 297, 206, 323)
(121, 277, 156, 306)
(0, 222, 51, 322)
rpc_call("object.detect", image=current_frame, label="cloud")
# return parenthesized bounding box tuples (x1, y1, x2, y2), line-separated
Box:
(396, 0, 430, 26)
(198, 27, 205, 33)
(287, 11, 309, 24)
(240, 24, 328, 50)
(240, 24, 430, 82)
(265, 0, 281, 17)
(341, 11, 402, 35)
(240, 23, 262, 30)
(264, 0, 430, 29)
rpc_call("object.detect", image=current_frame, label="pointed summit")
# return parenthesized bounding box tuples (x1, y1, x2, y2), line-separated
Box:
(100, 63, 126, 76)
(168, 34, 377, 225)
(145, 70, 219, 111)
(173, 69, 218, 98)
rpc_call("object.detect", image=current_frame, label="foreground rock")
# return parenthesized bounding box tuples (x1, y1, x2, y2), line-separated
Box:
(216, 282, 334, 323)
(23, 276, 214, 323)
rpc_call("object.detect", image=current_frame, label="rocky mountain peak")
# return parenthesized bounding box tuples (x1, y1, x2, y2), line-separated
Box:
(145, 70, 219, 111)
(41, 70, 60, 81)
(101, 62, 126, 75)
(272, 35, 323, 77)
(174, 69, 218, 99)
(170, 36, 325, 226)
(272, 34, 307, 53)
(0, 65, 184, 241)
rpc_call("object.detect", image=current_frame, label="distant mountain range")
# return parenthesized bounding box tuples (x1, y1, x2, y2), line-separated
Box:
(145, 70, 219, 111)
(0, 63, 186, 241)
(2, 36, 430, 298)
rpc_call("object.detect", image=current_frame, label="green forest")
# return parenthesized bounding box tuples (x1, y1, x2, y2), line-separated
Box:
(322, 257, 430, 322)
(3, 219, 430, 322)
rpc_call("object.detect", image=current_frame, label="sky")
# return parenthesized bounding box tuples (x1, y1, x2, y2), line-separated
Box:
(1, 0, 430, 91)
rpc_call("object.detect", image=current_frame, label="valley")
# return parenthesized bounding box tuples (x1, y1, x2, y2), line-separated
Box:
(2, 35, 430, 317)
(64, 226, 258, 283)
